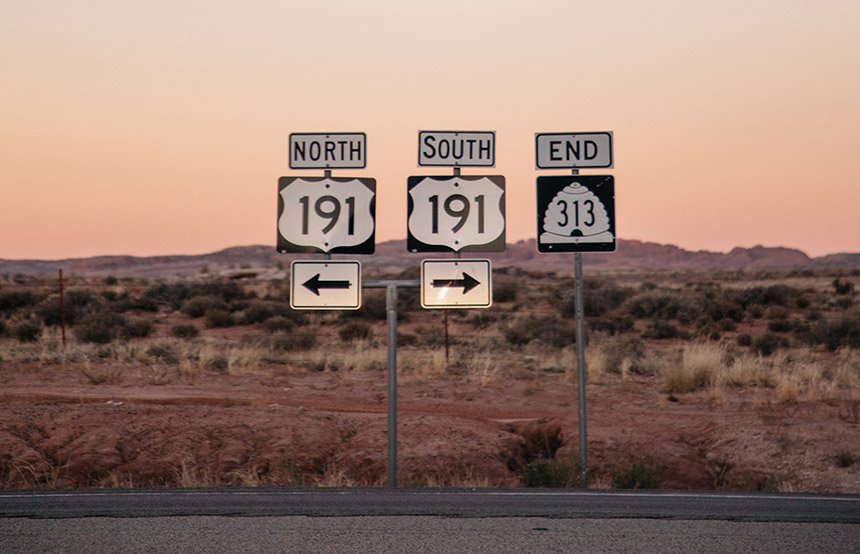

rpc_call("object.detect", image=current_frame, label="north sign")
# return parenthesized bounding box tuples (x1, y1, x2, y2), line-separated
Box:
(421, 259, 492, 309)
(536, 132, 613, 169)
(289, 133, 366, 169)
(290, 261, 361, 310)
(536, 175, 615, 253)
(277, 176, 376, 254)
(418, 131, 495, 167)
(407, 175, 505, 253)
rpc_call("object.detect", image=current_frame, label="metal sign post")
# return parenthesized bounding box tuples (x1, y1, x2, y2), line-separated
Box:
(572, 173, 588, 489)
(535, 131, 615, 489)
(364, 279, 420, 488)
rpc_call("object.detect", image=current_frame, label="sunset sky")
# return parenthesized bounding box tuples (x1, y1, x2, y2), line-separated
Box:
(2, 1, 859, 260)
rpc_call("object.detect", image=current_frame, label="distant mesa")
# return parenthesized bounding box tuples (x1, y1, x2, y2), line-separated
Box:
(1, 240, 858, 277)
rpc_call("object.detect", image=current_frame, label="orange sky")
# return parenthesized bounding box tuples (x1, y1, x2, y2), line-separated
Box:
(2, 1, 859, 259)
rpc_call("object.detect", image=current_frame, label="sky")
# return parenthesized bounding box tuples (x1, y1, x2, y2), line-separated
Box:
(2, 0, 859, 260)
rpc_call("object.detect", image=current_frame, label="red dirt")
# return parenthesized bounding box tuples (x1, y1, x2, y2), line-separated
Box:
(2, 360, 858, 491)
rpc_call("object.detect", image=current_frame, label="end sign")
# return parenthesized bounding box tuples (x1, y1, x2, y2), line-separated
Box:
(536, 132, 613, 169)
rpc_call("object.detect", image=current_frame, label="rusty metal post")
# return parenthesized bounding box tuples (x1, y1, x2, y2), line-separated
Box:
(59, 269, 66, 349)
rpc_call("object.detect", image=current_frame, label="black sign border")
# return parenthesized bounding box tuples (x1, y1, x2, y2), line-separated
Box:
(288, 132, 367, 170)
(277, 176, 376, 255)
(535, 132, 613, 169)
(407, 175, 506, 253)
(417, 131, 496, 167)
(536, 175, 616, 253)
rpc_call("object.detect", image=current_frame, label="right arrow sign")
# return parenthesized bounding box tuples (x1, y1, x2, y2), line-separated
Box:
(536, 175, 616, 253)
(421, 259, 492, 309)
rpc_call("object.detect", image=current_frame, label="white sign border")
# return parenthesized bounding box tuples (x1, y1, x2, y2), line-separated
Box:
(420, 259, 492, 309)
(290, 260, 362, 310)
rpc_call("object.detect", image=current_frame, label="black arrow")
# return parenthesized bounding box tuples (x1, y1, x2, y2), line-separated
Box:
(302, 274, 351, 296)
(431, 273, 481, 294)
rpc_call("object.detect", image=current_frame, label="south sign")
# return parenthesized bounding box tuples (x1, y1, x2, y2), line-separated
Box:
(418, 131, 495, 167)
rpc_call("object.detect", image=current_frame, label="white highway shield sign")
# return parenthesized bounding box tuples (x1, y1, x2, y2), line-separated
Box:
(277, 176, 376, 254)
(536, 132, 613, 169)
(291, 261, 361, 310)
(289, 133, 366, 169)
(418, 131, 495, 167)
(407, 175, 505, 253)
(421, 259, 492, 309)
(536, 175, 615, 253)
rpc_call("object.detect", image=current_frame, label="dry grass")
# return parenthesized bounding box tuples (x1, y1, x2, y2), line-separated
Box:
(662, 343, 722, 393)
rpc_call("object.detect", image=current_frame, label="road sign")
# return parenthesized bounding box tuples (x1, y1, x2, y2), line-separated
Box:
(536, 175, 615, 252)
(536, 132, 613, 169)
(421, 259, 492, 309)
(407, 175, 505, 252)
(418, 131, 495, 167)
(290, 261, 361, 310)
(289, 133, 366, 169)
(277, 176, 376, 254)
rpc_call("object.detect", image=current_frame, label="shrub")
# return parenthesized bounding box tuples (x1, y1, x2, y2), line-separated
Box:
(121, 318, 154, 339)
(493, 283, 518, 303)
(705, 300, 744, 323)
(181, 295, 228, 318)
(590, 315, 634, 335)
(753, 333, 789, 356)
(562, 282, 633, 318)
(146, 342, 180, 364)
(737, 285, 800, 308)
(270, 330, 317, 352)
(469, 312, 498, 329)
(204, 309, 233, 328)
(75, 311, 129, 344)
(341, 291, 388, 321)
(143, 281, 247, 311)
(170, 324, 200, 339)
(833, 278, 854, 295)
(767, 319, 795, 333)
(263, 316, 295, 334)
(800, 311, 860, 351)
(504, 316, 576, 348)
(240, 302, 279, 325)
(339, 322, 372, 342)
(736, 333, 753, 347)
(37, 288, 105, 326)
(602, 337, 645, 374)
(611, 459, 660, 489)
(717, 318, 737, 332)
(0, 290, 39, 314)
(523, 456, 583, 488)
(623, 292, 699, 322)
(397, 333, 418, 347)
(0, 318, 6, 337)
(12, 320, 43, 343)
(641, 321, 688, 340)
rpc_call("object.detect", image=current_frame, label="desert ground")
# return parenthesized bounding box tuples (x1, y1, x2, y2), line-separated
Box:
(1, 267, 859, 491)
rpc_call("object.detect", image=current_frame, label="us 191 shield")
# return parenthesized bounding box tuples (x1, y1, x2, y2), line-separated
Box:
(277, 176, 376, 254)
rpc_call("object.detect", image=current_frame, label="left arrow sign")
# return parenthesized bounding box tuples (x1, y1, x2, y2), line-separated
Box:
(303, 274, 351, 296)
(290, 261, 361, 310)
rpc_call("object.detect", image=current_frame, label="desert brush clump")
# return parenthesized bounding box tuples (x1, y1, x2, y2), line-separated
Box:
(662, 342, 723, 393)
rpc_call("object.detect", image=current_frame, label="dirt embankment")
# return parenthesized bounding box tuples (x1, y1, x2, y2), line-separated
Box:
(2, 365, 858, 491)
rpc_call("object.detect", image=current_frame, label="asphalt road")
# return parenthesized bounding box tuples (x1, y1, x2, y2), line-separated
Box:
(2, 489, 858, 553)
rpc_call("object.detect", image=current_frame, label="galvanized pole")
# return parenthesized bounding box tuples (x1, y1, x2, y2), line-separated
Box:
(572, 168, 588, 488)
(574, 252, 587, 488)
(386, 283, 398, 487)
